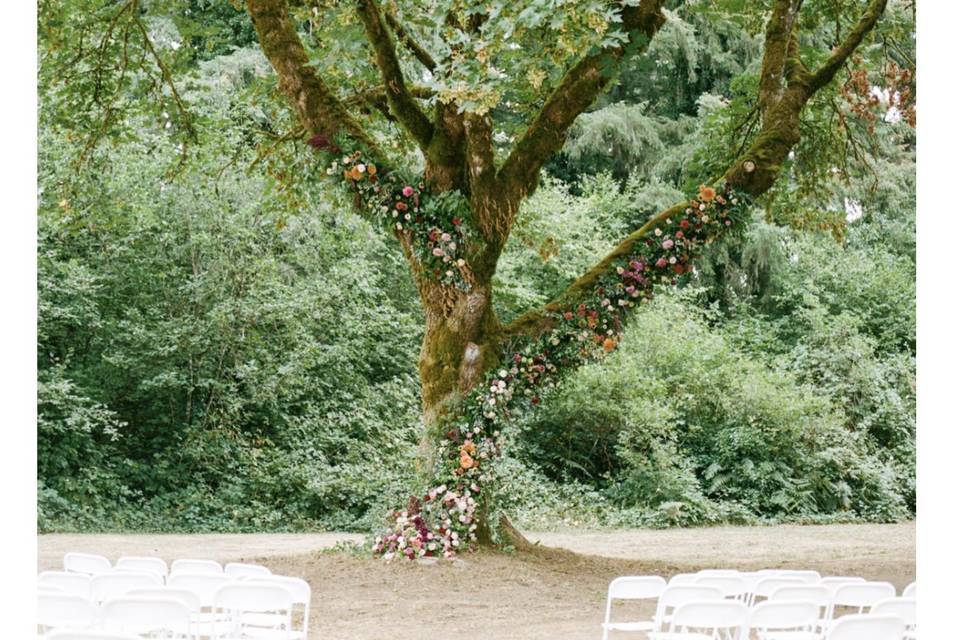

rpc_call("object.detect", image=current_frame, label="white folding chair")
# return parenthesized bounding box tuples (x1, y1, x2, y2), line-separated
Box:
(127, 587, 204, 638)
(116, 556, 169, 580)
(90, 571, 163, 604)
(667, 600, 749, 640)
(38, 592, 97, 633)
(171, 558, 224, 575)
(770, 584, 833, 631)
(167, 573, 235, 637)
(46, 631, 143, 640)
(901, 582, 916, 598)
(747, 600, 820, 639)
(668, 573, 698, 586)
(600, 576, 667, 639)
(39, 570, 92, 597)
(243, 576, 312, 640)
(101, 596, 193, 639)
(872, 597, 916, 636)
(211, 583, 294, 640)
(693, 575, 750, 602)
(652, 585, 725, 634)
(64, 552, 112, 575)
(775, 570, 821, 583)
(225, 562, 273, 578)
(749, 577, 806, 606)
(830, 582, 897, 617)
(825, 614, 905, 640)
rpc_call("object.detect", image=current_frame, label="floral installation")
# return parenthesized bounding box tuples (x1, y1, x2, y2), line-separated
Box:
(306, 139, 751, 559)
(371, 183, 752, 559)
(311, 135, 472, 290)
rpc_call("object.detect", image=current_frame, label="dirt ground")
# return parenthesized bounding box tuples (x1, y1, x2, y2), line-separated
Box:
(38, 522, 915, 640)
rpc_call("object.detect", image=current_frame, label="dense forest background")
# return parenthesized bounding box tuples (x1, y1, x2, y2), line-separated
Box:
(38, 2, 915, 532)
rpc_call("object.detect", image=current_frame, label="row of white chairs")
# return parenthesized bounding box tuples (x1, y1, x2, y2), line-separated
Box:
(619, 599, 910, 640)
(62, 552, 270, 580)
(41, 553, 310, 639)
(602, 572, 916, 639)
(39, 582, 303, 639)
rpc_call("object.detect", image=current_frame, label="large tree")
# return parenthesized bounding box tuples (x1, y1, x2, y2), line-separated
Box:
(41, 0, 902, 553)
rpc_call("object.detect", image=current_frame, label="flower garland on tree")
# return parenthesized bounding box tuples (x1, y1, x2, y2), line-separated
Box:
(307, 137, 751, 560)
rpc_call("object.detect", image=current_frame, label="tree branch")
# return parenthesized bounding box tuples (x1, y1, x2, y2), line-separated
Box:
(246, 0, 381, 155)
(384, 10, 437, 72)
(356, 0, 435, 149)
(496, 1, 668, 217)
(808, 0, 889, 92)
(503, 0, 889, 340)
(758, 0, 804, 120)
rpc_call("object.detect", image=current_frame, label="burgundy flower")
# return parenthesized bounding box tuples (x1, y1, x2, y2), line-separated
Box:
(452, 217, 462, 226)
(680, 219, 690, 229)
(306, 133, 336, 150)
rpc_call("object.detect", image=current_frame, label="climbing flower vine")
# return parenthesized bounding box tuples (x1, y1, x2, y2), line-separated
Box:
(308, 136, 751, 560)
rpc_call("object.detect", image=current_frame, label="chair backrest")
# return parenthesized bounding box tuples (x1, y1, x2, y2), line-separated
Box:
(46, 631, 143, 640)
(64, 552, 112, 575)
(871, 597, 916, 627)
(826, 614, 906, 640)
(694, 575, 749, 599)
(213, 583, 294, 612)
(696, 569, 740, 577)
(821, 576, 866, 586)
(38, 592, 97, 630)
(752, 576, 806, 599)
(770, 584, 832, 607)
(653, 585, 724, 630)
(170, 558, 223, 575)
(167, 572, 233, 605)
(246, 575, 312, 605)
(128, 586, 202, 612)
(90, 571, 163, 603)
(115, 556, 168, 578)
(775, 570, 822, 583)
(39, 570, 92, 597)
(668, 572, 698, 585)
(901, 581, 916, 598)
(101, 596, 193, 637)
(748, 600, 820, 631)
(669, 600, 749, 635)
(832, 582, 897, 613)
(607, 576, 667, 600)
(225, 561, 272, 578)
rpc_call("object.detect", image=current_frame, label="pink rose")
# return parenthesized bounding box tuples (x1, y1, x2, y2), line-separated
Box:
(662, 239, 674, 250)
(655, 258, 668, 268)
(402, 186, 414, 197)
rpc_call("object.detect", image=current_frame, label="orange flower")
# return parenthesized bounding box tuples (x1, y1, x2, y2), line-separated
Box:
(367, 163, 377, 175)
(602, 337, 618, 352)
(698, 185, 716, 202)
(459, 452, 475, 470)
(348, 166, 364, 180)
(460, 441, 476, 456)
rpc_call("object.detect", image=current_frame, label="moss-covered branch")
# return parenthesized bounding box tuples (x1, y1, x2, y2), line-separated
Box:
(504, 0, 890, 341)
(246, 0, 381, 156)
(808, 0, 889, 92)
(356, 0, 435, 149)
(495, 1, 667, 217)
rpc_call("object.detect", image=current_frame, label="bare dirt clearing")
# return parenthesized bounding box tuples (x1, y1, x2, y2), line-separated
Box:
(39, 522, 914, 640)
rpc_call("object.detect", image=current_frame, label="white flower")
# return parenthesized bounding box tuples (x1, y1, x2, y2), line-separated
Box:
(498, 370, 508, 378)
(457, 258, 466, 267)
(669, 257, 677, 264)
(396, 222, 403, 230)
(356, 163, 365, 173)
(654, 228, 663, 236)
(699, 203, 706, 211)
